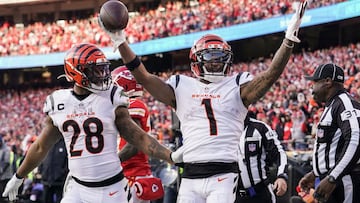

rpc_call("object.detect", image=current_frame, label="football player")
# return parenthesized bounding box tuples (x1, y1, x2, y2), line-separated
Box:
(2, 44, 173, 203)
(112, 66, 164, 203)
(99, 1, 307, 202)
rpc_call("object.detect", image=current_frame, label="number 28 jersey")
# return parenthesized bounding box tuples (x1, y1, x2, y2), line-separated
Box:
(166, 73, 253, 163)
(43, 85, 129, 182)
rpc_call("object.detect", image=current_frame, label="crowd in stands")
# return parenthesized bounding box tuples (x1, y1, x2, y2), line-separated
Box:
(0, 0, 346, 56)
(1, 40, 359, 158)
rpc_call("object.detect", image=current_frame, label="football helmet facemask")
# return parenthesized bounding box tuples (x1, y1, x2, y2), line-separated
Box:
(111, 66, 144, 97)
(189, 34, 233, 83)
(64, 43, 111, 92)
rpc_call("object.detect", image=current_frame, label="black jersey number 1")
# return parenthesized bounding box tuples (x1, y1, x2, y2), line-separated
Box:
(202, 98, 218, 135)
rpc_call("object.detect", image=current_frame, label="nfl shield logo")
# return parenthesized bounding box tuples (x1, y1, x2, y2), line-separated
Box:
(317, 129, 324, 138)
(248, 143, 256, 152)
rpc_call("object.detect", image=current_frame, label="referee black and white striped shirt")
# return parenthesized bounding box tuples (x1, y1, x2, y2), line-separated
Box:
(238, 116, 288, 188)
(313, 90, 360, 179)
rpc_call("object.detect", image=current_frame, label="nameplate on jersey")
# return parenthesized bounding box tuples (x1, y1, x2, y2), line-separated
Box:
(265, 131, 276, 139)
(340, 109, 360, 121)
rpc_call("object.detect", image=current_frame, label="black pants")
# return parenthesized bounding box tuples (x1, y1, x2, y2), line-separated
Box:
(235, 183, 273, 203)
(322, 173, 360, 203)
(0, 179, 10, 203)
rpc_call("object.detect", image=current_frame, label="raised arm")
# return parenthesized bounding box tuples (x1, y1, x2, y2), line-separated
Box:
(97, 16, 176, 108)
(241, 1, 307, 107)
(117, 42, 176, 108)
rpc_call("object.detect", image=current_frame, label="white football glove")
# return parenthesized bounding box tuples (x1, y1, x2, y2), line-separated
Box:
(98, 17, 126, 52)
(285, 0, 308, 43)
(2, 174, 24, 201)
(170, 146, 184, 164)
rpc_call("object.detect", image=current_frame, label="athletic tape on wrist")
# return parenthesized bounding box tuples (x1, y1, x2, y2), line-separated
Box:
(283, 39, 294, 49)
(125, 56, 141, 71)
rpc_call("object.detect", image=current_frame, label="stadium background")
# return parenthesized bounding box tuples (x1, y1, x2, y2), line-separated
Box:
(0, 0, 360, 202)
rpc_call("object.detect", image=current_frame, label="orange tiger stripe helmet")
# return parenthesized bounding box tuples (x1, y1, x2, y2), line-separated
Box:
(64, 43, 111, 92)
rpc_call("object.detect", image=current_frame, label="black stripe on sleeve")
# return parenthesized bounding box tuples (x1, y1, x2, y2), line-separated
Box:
(110, 86, 118, 105)
(175, 75, 180, 88)
(236, 72, 244, 86)
(50, 94, 55, 111)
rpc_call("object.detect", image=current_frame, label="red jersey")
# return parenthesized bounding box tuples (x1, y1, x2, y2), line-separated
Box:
(119, 98, 152, 177)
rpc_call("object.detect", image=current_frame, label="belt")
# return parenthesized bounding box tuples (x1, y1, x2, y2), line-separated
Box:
(72, 171, 124, 187)
(182, 162, 239, 179)
(238, 182, 267, 197)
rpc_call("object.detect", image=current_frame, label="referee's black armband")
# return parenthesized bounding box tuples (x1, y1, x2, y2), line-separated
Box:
(125, 56, 141, 71)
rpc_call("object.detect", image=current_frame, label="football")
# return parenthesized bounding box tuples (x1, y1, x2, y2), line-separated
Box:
(99, 0, 129, 30)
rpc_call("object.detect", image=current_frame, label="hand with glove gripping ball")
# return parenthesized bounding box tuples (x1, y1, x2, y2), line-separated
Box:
(98, 17, 127, 52)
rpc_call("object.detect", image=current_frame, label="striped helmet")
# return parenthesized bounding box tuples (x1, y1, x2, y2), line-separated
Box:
(64, 43, 111, 92)
(189, 34, 233, 83)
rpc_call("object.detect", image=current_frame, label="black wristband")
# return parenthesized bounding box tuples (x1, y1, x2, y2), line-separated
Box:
(15, 173, 23, 179)
(125, 56, 141, 71)
(169, 152, 173, 162)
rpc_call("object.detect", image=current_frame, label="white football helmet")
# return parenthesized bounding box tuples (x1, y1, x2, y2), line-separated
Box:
(111, 66, 144, 97)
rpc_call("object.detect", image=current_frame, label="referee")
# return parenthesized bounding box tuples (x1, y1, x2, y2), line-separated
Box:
(236, 113, 288, 203)
(299, 63, 360, 203)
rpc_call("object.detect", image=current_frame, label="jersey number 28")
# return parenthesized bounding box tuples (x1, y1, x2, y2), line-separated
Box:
(63, 117, 104, 157)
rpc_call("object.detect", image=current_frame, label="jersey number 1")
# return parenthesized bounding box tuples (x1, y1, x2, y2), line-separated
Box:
(202, 99, 217, 135)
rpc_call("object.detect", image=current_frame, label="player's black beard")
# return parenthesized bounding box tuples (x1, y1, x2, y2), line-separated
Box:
(72, 90, 91, 100)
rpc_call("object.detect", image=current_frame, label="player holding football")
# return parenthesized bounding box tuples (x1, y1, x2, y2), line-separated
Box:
(2, 44, 173, 203)
(99, 1, 308, 202)
(112, 66, 164, 203)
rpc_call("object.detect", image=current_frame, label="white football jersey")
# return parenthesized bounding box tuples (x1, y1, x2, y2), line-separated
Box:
(43, 85, 129, 182)
(167, 73, 253, 163)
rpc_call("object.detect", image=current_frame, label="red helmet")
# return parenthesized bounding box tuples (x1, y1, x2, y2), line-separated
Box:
(64, 43, 111, 92)
(111, 66, 144, 97)
(189, 34, 233, 83)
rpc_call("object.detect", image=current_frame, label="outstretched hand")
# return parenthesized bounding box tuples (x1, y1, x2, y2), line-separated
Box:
(285, 0, 308, 43)
(98, 17, 126, 52)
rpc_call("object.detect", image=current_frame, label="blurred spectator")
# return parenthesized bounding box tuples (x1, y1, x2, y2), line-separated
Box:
(38, 138, 68, 203)
(0, 0, 346, 56)
(0, 136, 12, 203)
(290, 101, 308, 150)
